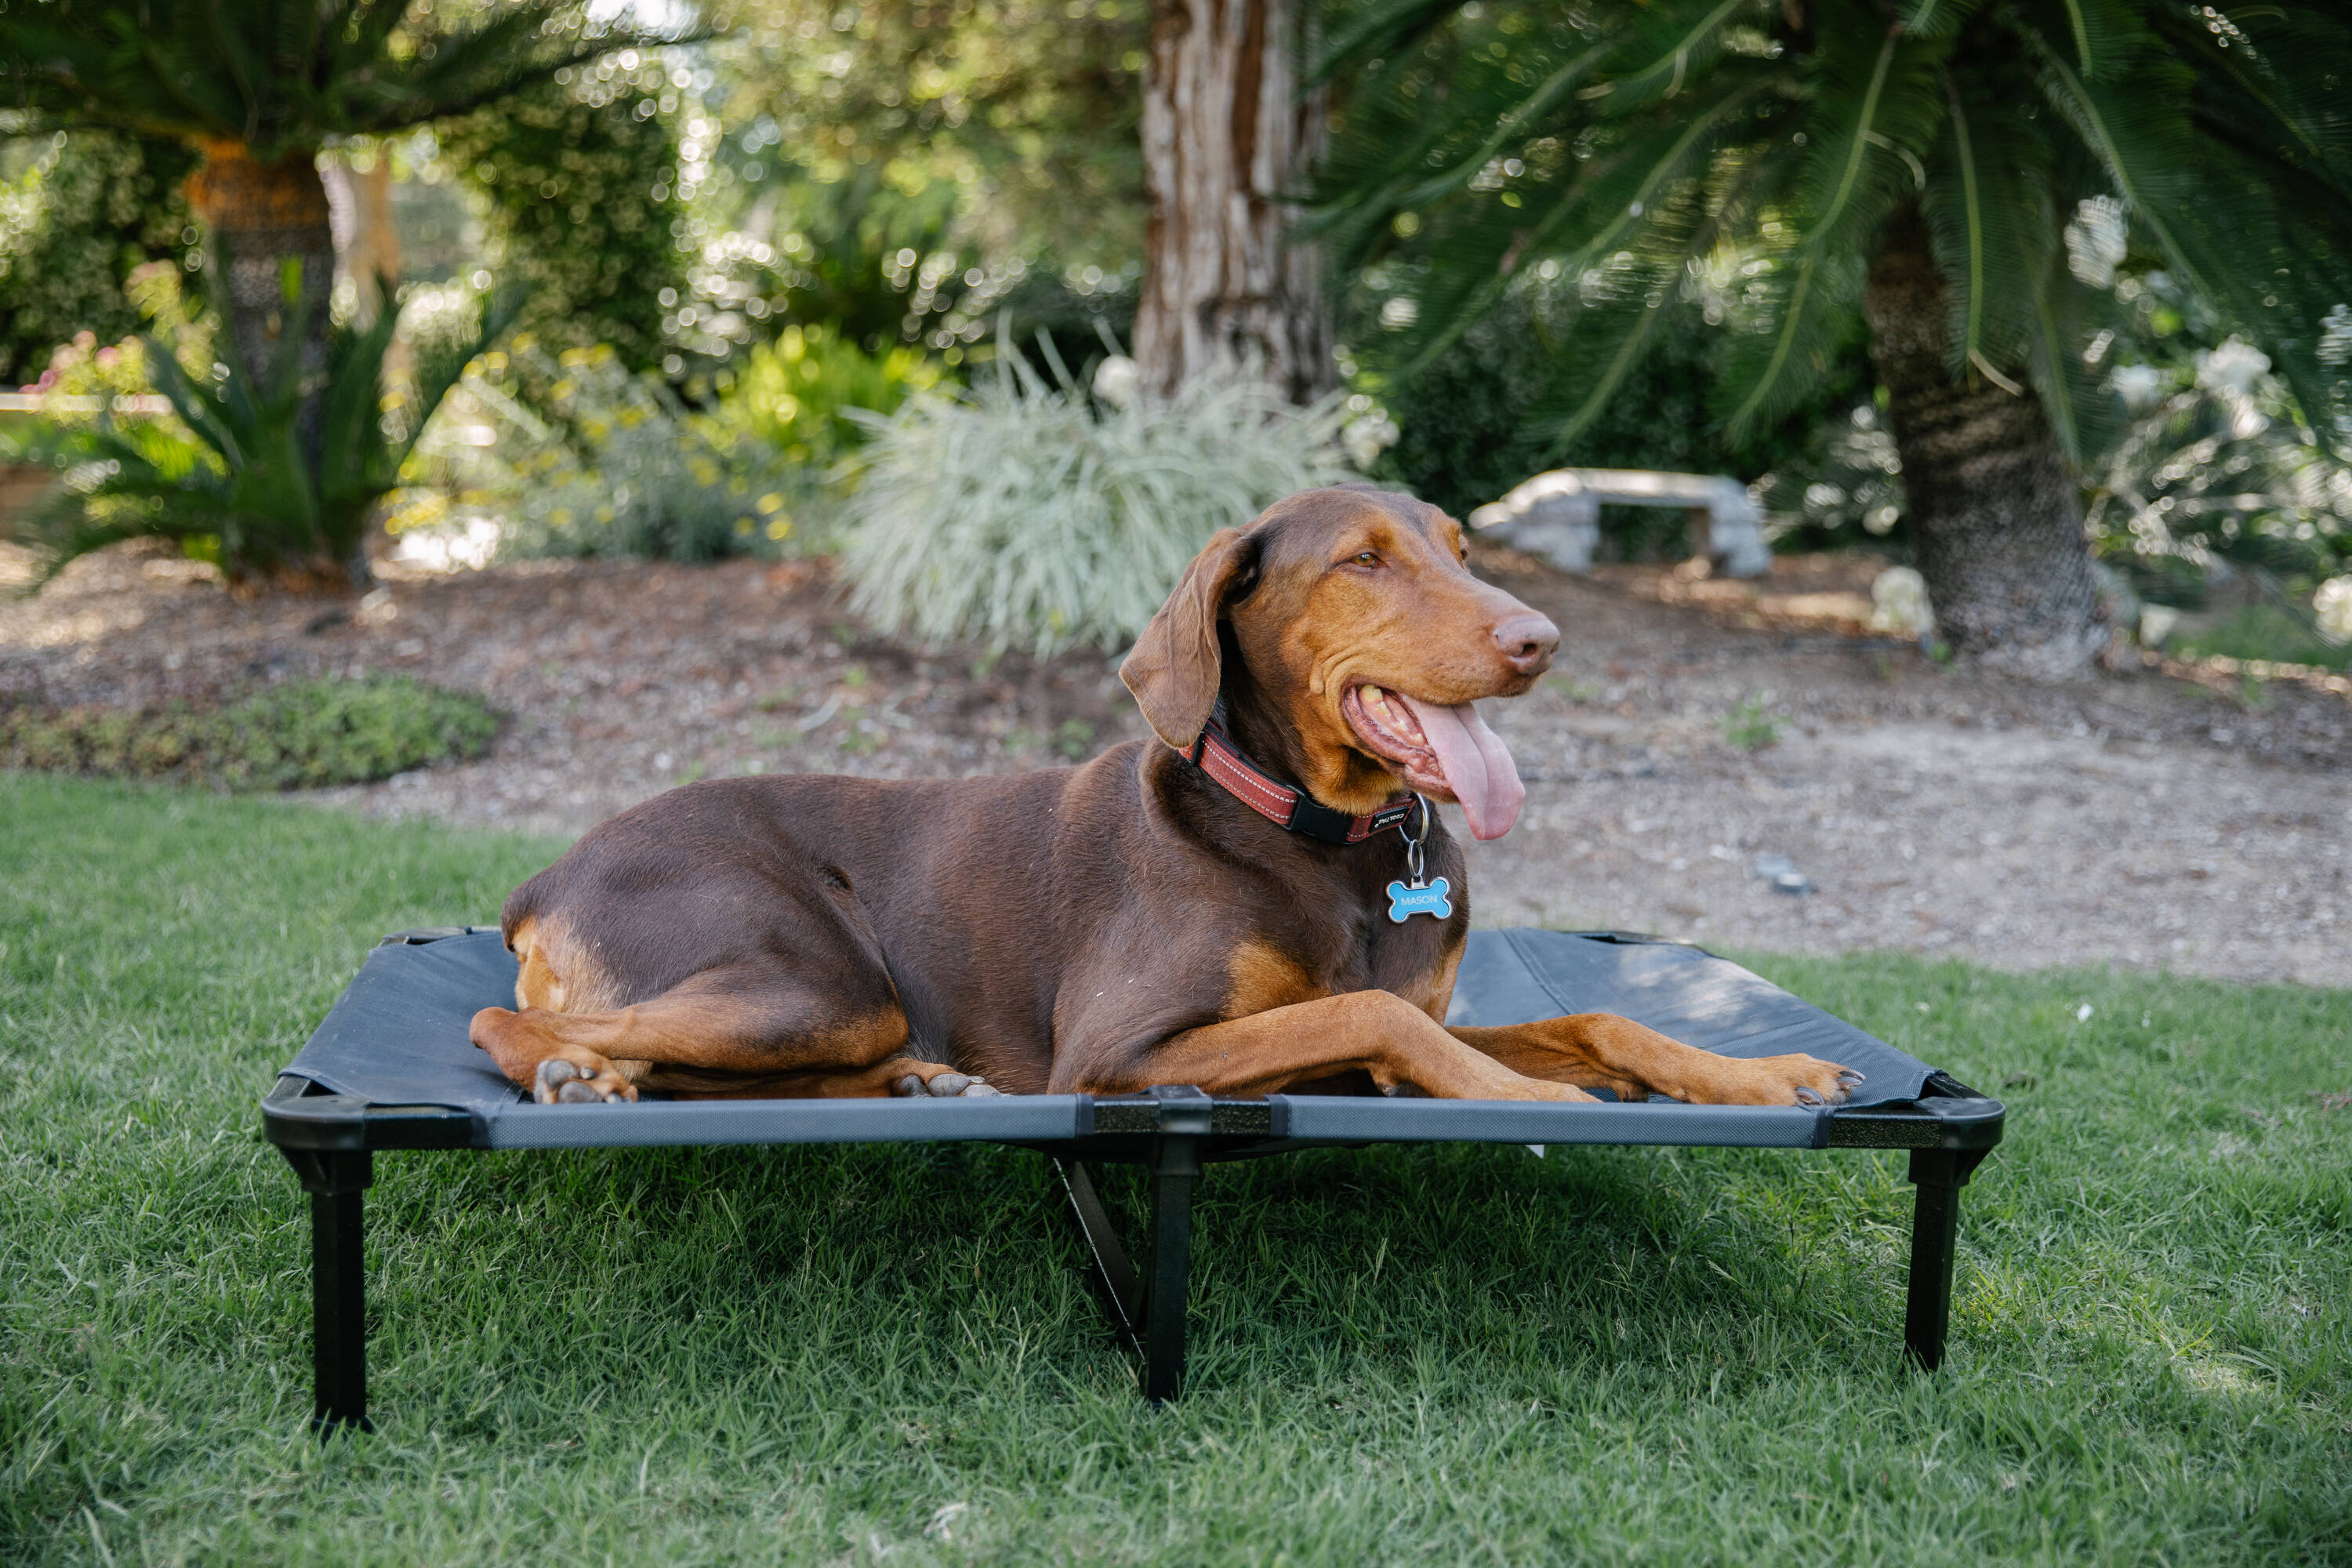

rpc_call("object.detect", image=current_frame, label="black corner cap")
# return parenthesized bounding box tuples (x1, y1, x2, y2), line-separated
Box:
(1915, 1094, 2006, 1146)
(263, 1076, 475, 1151)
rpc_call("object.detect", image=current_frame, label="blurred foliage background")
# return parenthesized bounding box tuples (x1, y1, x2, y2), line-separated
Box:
(0, 131, 197, 384)
(1, 0, 2345, 666)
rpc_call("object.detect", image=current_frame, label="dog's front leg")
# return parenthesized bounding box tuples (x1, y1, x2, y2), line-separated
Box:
(1062, 990, 1595, 1101)
(1450, 1015, 1863, 1106)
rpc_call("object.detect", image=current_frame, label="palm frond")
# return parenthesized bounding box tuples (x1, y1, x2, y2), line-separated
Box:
(1719, 250, 1868, 443)
(1596, 0, 1770, 116)
(1385, 72, 1781, 379)
(1788, 12, 1944, 252)
(2018, 243, 2125, 467)
(0, 1, 692, 155)
(1920, 74, 2055, 379)
(1895, 0, 1993, 43)
(2037, 0, 2148, 82)
(1310, 0, 1462, 84)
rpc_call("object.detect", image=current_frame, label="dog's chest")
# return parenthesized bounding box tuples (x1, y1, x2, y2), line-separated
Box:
(1220, 877, 1457, 1021)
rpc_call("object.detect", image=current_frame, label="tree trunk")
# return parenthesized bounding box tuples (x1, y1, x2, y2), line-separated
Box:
(187, 142, 336, 392)
(1864, 206, 2109, 676)
(1134, 0, 1333, 404)
(186, 141, 350, 588)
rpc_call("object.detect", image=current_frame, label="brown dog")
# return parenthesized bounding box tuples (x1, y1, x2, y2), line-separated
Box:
(470, 487, 1858, 1108)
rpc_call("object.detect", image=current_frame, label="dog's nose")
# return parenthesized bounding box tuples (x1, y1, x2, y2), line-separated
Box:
(1492, 612, 1559, 674)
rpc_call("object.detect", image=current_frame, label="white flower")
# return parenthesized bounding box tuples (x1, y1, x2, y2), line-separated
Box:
(2111, 363, 2164, 411)
(1091, 354, 1139, 409)
(2315, 575, 2352, 641)
(2194, 338, 2270, 397)
(1342, 410, 1400, 469)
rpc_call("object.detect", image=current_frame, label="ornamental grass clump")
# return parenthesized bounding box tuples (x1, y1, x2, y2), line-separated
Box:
(839, 343, 1350, 656)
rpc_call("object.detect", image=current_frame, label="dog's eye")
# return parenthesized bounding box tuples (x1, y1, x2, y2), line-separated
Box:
(1351, 550, 1380, 568)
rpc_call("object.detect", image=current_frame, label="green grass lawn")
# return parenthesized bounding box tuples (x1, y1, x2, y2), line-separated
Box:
(2, 773, 2347, 1566)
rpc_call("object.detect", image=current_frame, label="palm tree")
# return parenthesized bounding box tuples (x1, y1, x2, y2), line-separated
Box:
(1313, 0, 2352, 673)
(0, 1, 678, 473)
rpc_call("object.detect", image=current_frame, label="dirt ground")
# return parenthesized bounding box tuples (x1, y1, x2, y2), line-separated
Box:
(5, 539, 2347, 989)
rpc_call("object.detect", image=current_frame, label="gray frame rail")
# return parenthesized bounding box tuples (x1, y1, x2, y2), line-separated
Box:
(263, 1063, 2002, 1434)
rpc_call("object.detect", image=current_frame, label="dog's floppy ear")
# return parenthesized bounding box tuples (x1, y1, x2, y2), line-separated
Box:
(1121, 526, 1255, 750)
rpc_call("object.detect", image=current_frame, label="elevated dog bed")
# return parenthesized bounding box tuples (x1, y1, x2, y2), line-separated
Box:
(265, 927, 2002, 1430)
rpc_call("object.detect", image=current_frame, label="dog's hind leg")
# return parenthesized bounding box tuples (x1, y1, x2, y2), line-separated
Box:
(470, 967, 992, 1103)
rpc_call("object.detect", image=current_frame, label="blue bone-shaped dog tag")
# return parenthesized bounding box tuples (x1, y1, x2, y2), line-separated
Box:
(1386, 877, 1453, 923)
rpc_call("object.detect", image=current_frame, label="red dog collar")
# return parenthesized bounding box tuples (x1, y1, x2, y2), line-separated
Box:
(1188, 717, 1420, 845)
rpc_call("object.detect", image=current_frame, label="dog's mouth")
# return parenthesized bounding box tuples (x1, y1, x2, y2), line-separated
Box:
(1341, 684, 1526, 841)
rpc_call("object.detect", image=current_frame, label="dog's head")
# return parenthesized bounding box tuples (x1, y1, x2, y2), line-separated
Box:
(1121, 485, 1556, 840)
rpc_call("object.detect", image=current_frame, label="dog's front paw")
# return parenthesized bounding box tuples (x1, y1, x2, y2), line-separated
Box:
(889, 1068, 1004, 1098)
(1738, 1053, 1864, 1107)
(535, 1055, 637, 1104)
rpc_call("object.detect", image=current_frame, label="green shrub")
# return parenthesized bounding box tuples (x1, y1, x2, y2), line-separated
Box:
(433, 67, 684, 375)
(0, 129, 197, 384)
(0, 675, 498, 790)
(2086, 314, 2352, 612)
(1750, 400, 1912, 555)
(839, 342, 1350, 656)
(412, 339, 813, 563)
(716, 323, 942, 466)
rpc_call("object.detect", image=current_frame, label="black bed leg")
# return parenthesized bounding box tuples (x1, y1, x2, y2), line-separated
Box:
(282, 1149, 375, 1436)
(1142, 1135, 1200, 1404)
(1903, 1148, 1976, 1372)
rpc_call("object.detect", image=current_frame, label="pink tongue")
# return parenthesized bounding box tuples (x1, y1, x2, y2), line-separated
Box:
(1396, 694, 1524, 840)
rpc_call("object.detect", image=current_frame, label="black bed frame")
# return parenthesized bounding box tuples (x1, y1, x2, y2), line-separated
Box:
(263, 1073, 2002, 1432)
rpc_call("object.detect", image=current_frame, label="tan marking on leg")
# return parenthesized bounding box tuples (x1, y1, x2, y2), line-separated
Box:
(1221, 939, 1327, 1021)
(469, 995, 915, 1104)
(1060, 989, 1592, 1102)
(1450, 1014, 1857, 1105)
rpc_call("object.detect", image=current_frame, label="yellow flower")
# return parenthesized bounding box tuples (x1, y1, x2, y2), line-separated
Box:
(549, 507, 574, 527)
(756, 492, 785, 514)
(765, 517, 793, 541)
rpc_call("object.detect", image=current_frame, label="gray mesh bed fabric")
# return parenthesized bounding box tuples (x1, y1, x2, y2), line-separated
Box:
(278, 927, 1939, 1151)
